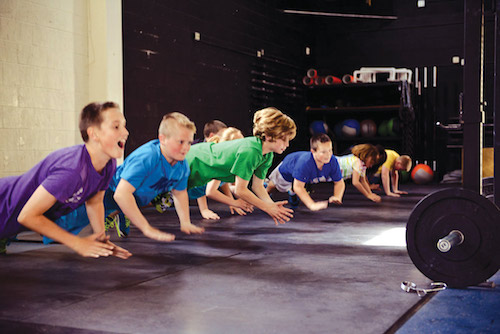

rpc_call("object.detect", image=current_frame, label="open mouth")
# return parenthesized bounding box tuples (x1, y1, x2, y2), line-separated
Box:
(118, 141, 125, 149)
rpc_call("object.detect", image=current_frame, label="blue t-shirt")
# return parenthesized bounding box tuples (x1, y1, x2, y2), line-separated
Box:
(0, 145, 116, 239)
(278, 151, 342, 184)
(108, 139, 190, 208)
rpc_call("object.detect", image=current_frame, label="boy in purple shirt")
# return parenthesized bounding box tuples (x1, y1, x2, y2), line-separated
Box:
(0, 102, 131, 259)
(266, 133, 345, 211)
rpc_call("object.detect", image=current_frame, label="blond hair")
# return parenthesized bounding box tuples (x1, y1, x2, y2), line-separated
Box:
(207, 127, 243, 143)
(252, 107, 296, 141)
(351, 144, 378, 163)
(159, 112, 196, 137)
(397, 155, 412, 172)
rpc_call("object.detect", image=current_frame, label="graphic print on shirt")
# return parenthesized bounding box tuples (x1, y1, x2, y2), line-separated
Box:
(150, 178, 177, 193)
(65, 187, 84, 203)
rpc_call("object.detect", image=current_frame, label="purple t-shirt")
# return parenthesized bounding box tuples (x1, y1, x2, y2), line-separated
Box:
(0, 145, 116, 239)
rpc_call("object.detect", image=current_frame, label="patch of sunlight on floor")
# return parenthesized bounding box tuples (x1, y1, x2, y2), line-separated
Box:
(363, 227, 407, 247)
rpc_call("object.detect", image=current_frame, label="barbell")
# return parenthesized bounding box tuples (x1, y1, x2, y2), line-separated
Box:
(406, 187, 500, 288)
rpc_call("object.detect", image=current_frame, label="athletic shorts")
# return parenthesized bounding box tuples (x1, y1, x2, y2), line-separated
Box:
(268, 163, 293, 193)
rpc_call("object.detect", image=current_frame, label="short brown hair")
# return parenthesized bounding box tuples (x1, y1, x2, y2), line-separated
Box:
(159, 112, 196, 137)
(310, 133, 332, 151)
(351, 144, 378, 163)
(252, 107, 296, 141)
(79, 101, 120, 142)
(203, 120, 227, 139)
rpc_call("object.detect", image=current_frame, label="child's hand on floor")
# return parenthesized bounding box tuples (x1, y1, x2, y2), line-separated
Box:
(142, 225, 176, 242)
(180, 223, 205, 235)
(200, 209, 220, 220)
(309, 201, 328, 211)
(328, 196, 342, 205)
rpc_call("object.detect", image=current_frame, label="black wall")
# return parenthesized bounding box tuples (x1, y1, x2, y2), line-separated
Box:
(306, 0, 496, 176)
(123, 0, 311, 155)
(123, 0, 496, 178)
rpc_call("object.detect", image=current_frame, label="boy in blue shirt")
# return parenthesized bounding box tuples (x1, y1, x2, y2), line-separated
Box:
(266, 133, 345, 211)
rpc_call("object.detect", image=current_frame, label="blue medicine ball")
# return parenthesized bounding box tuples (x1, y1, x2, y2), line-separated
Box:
(341, 119, 360, 137)
(310, 120, 328, 134)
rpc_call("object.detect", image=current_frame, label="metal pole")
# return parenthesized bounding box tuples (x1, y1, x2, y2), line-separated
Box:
(494, 0, 500, 206)
(462, 0, 484, 193)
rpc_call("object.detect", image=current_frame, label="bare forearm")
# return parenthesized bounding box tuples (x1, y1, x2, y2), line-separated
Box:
(19, 215, 79, 249)
(391, 173, 399, 192)
(85, 203, 105, 234)
(197, 196, 209, 212)
(333, 179, 345, 198)
(171, 190, 191, 226)
(381, 173, 392, 194)
(236, 187, 269, 211)
(360, 177, 372, 194)
(251, 183, 274, 204)
(294, 186, 315, 208)
(114, 192, 150, 232)
(207, 188, 238, 206)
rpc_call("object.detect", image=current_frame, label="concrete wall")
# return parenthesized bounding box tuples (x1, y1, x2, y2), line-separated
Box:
(0, 0, 123, 178)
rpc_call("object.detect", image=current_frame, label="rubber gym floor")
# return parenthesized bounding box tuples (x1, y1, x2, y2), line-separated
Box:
(0, 182, 498, 334)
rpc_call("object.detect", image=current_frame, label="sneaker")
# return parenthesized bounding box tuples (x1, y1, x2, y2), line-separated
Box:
(105, 213, 129, 238)
(152, 192, 174, 213)
(288, 191, 300, 208)
(0, 238, 8, 255)
(118, 213, 130, 237)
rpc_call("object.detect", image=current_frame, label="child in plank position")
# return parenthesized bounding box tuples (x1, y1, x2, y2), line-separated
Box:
(186, 107, 296, 225)
(191, 127, 254, 220)
(372, 149, 412, 197)
(104, 112, 205, 240)
(266, 133, 345, 211)
(336, 144, 382, 203)
(151, 119, 229, 211)
(0, 102, 131, 258)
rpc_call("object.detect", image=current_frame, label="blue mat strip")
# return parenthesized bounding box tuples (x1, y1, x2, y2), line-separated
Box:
(395, 271, 500, 334)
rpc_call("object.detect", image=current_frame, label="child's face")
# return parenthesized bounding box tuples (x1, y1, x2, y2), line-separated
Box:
(364, 156, 375, 168)
(267, 136, 290, 154)
(160, 125, 194, 163)
(312, 141, 333, 165)
(94, 107, 128, 159)
(394, 159, 404, 171)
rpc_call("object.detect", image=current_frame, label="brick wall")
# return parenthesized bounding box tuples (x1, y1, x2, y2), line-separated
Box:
(0, 0, 89, 177)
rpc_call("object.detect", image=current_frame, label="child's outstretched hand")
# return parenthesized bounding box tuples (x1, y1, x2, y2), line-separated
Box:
(234, 199, 254, 213)
(368, 193, 382, 202)
(328, 196, 342, 205)
(309, 201, 328, 211)
(230, 206, 247, 216)
(72, 232, 115, 258)
(180, 222, 205, 235)
(95, 234, 132, 259)
(266, 201, 294, 225)
(200, 208, 220, 220)
(142, 225, 176, 242)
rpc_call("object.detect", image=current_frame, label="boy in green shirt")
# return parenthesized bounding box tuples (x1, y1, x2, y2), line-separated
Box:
(186, 107, 297, 225)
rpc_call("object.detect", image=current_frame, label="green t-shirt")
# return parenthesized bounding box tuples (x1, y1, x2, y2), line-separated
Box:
(186, 136, 274, 189)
